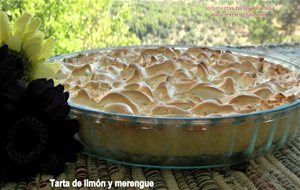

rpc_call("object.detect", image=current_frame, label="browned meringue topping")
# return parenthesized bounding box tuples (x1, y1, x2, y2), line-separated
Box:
(55, 47, 300, 117)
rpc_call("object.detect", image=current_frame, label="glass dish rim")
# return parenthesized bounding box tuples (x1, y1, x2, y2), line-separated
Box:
(50, 45, 300, 121)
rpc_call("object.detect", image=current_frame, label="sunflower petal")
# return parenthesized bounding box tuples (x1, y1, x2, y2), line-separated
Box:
(13, 13, 32, 36)
(25, 17, 41, 33)
(22, 31, 44, 45)
(30, 62, 60, 80)
(51, 102, 70, 121)
(6, 32, 22, 52)
(53, 79, 61, 86)
(37, 37, 54, 61)
(26, 79, 54, 99)
(59, 119, 80, 136)
(0, 11, 10, 43)
(23, 35, 43, 59)
(39, 153, 65, 175)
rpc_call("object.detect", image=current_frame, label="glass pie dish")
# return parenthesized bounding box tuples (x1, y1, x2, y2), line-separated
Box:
(50, 46, 300, 168)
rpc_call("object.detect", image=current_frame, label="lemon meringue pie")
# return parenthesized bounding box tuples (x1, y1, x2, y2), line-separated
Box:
(53, 47, 300, 166)
(57, 47, 300, 117)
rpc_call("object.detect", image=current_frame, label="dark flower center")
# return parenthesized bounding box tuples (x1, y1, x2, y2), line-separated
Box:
(9, 49, 31, 84)
(0, 44, 31, 84)
(6, 117, 48, 164)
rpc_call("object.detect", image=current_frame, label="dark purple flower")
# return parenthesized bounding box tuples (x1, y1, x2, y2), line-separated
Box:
(19, 79, 70, 122)
(0, 79, 83, 182)
(0, 45, 25, 89)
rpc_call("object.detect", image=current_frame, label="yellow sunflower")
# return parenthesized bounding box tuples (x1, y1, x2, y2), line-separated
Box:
(0, 11, 60, 82)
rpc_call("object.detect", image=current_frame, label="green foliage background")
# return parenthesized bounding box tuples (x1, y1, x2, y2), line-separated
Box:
(128, 1, 300, 46)
(1, 0, 299, 55)
(0, 0, 140, 55)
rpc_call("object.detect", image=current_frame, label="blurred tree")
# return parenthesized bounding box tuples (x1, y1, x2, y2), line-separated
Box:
(2, 0, 299, 51)
(276, 0, 300, 39)
(248, 17, 279, 44)
(246, 0, 300, 44)
(0, 0, 140, 55)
